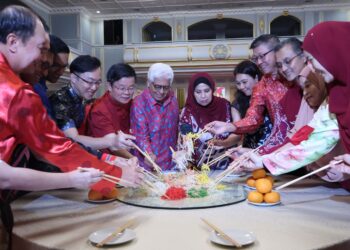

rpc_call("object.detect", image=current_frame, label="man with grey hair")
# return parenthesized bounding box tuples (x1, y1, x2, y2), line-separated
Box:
(131, 63, 179, 171)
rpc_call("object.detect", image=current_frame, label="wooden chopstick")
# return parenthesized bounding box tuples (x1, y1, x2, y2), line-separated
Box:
(102, 174, 135, 187)
(201, 218, 242, 248)
(96, 219, 135, 247)
(133, 143, 162, 174)
(275, 160, 343, 191)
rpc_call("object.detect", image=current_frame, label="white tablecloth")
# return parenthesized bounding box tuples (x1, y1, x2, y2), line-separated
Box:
(11, 176, 350, 250)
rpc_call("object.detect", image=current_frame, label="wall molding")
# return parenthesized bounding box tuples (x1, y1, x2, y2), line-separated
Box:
(23, 1, 350, 21)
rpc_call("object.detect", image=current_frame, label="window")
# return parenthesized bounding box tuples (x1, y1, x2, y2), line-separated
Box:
(104, 19, 123, 45)
(188, 18, 253, 40)
(271, 15, 301, 36)
(142, 21, 172, 42)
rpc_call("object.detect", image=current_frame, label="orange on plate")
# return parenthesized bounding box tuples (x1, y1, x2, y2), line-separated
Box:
(266, 175, 274, 186)
(246, 177, 256, 187)
(264, 191, 280, 203)
(255, 178, 272, 194)
(104, 188, 119, 199)
(247, 190, 264, 203)
(88, 189, 104, 201)
(252, 168, 266, 179)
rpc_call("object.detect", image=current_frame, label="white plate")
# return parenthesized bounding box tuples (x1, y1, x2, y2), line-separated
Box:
(84, 198, 116, 204)
(209, 229, 255, 247)
(248, 201, 281, 207)
(89, 228, 136, 246)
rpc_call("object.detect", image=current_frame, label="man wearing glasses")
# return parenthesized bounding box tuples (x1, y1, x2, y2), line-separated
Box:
(207, 34, 302, 154)
(89, 63, 137, 158)
(50, 55, 135, 153)
(131, 63, 179, 171)
(274, 38, 313, 136)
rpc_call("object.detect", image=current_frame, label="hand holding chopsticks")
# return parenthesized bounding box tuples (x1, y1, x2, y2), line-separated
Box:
(201, 218, 242, 248)
(96, 219, 135, 247)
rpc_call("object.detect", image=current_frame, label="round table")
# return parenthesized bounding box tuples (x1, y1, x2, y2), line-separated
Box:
(11, 176, 350, 250)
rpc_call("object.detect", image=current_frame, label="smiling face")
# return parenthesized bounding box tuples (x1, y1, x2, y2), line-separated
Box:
(275, 44, 306, 82)
(298, 66, 327, 109)
(234, 73, 257, 96)
(70, 67, 101, 100)
(15, 19, 48, 76)
(194, 83, 213, 106)
(108, 76, 135, 104)
(148, 75, 171, 102)
(252, 43, 276, 75)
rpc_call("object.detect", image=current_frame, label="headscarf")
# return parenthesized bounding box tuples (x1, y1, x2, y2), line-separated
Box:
(303, 21, 350, 152)
(184, 72, 229, 128)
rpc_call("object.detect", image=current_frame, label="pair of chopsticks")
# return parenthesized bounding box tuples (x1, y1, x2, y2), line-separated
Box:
(275, 160, 343, 190)
(96, 219, 135, 247)
(102, 174, 135, 187)
(133, 143, 162, 174)
(201, 218, 242, 248)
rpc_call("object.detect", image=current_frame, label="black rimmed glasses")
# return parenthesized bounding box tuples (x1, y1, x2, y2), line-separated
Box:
(73, 72, 102, 86)
(251, 48, 274, 63)
(275, 52, 303, 69)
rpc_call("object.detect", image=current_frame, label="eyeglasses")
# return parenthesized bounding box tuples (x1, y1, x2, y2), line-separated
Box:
(73, 72, 102, 86)
(151, 82, 171, 91)
(251, 48, 274, 63)
(113, 86, 135, 93)
(275, 52, 303, 69)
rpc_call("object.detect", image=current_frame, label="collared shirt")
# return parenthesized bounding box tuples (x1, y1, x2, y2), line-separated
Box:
(33, 78, 54, 118)
(49, 85, 88, 133)
(0, 53, 120, 195)
(88, 92, 131, 154)
(130, 89, 179, 171)
(234, 74, 301, 153)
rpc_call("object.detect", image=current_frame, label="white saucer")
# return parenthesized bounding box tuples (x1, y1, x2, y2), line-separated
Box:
(248, 201, 281, 207)
(84, 198, 116, 204)
(209, 229, 255, 247)
(89, 228, 136, 246)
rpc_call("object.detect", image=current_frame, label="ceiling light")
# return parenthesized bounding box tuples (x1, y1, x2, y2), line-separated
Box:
(96, 10, 101, 14)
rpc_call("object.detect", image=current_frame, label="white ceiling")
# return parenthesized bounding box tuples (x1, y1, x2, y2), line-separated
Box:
(26, 0, 347, 15)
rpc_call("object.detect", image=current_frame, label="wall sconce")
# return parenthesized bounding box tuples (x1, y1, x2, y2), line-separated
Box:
(259, 19, 264, 33)
(217, 13, 224, 19)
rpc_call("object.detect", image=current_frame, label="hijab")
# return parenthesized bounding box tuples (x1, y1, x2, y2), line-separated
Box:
(303, 21, 350, 152)
(184, 72, 229, 128)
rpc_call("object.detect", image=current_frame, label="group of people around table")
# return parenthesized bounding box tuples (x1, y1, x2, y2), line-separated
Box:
(1, 4, 350, 249)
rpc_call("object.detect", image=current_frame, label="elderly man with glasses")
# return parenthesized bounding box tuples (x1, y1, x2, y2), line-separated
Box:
(131, 63, 179, 171)
(50, 55, 135, 153)
(207, 34, 302, 154)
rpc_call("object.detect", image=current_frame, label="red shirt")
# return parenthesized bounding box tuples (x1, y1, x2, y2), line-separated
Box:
(0, 53, 120, 195)
(234, 74, 301, 154)
(88, 92, 131, 153)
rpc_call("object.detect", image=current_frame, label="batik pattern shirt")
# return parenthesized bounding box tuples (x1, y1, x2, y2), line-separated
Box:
(262, 102, 339, 175)
(49, 86, 87, 132)
(233, 75, 299, 154)
(179, 100, 232, 170)
(130, 89, 179, 171)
